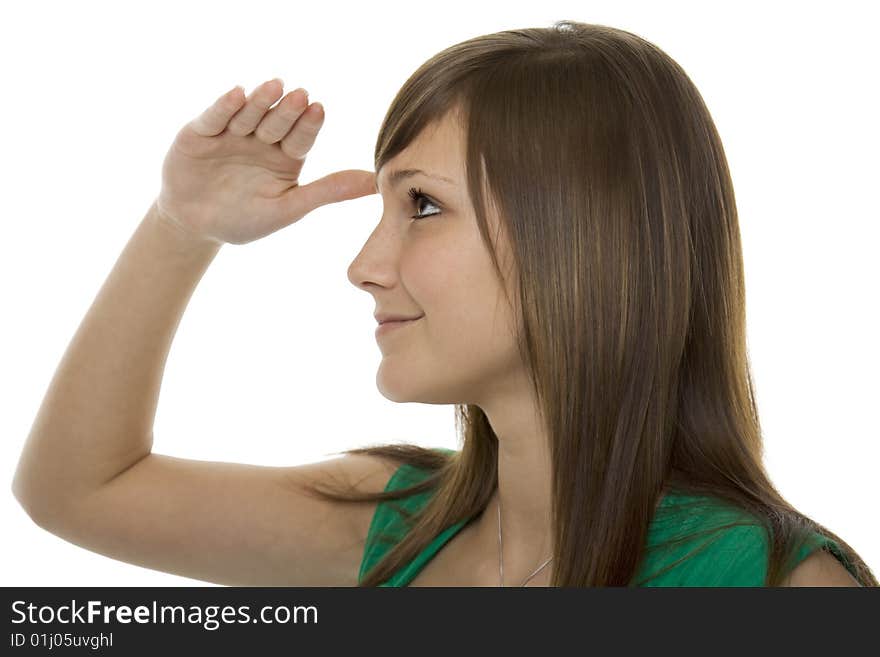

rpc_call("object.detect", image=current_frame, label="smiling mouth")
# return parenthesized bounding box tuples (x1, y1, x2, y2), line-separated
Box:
(379, 318, 420, 325)
(376, 316, 422, 335)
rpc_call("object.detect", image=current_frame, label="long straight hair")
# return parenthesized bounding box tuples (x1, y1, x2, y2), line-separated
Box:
(300, 20, 876, 587)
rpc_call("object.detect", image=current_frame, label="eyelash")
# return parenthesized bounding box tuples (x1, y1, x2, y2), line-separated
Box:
(407, 187, 442, 220)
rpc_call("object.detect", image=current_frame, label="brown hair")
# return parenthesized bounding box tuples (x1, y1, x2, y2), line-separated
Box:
(299, 20, 877, 587)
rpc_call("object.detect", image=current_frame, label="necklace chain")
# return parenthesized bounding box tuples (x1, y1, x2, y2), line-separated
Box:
(497, 494, 553, 586)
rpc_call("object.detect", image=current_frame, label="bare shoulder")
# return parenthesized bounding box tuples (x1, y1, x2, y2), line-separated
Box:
(782, 549, 862, 587)
(305, 451, 402, 499)
(301, 451, 404, 551)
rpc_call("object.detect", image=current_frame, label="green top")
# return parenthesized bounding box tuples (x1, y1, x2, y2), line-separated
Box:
(359, 448, 859, 586)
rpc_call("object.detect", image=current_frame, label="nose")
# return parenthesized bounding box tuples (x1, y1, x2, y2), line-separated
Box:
(346, 256, 361, 289)
(347, 216, 403, 292)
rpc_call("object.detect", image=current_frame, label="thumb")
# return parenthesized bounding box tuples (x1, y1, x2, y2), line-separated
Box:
(287, 169, 377, 217)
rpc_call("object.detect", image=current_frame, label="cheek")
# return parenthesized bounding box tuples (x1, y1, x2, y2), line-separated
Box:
(402, 234, 516, 355)
(400, 241, 469, 309)
(423, 276, 518, 370)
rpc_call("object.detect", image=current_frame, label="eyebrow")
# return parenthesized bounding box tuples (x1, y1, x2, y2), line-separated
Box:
(375, 168, 457, 192)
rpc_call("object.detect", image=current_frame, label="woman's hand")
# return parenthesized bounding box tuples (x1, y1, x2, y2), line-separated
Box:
(155, 78, 376, 246)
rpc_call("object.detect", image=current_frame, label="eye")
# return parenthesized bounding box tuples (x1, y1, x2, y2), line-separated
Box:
(407, 187, 442, 220)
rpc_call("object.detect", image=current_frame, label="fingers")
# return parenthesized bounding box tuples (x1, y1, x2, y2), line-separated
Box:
(282, 170, 378, 220)
(347, 170, 380, 199)
(278, 101, 324, 160)
(190, 79, 325, 158)
(226, 78, 286, 136)
(254, 88, 310, 144)
(189, 85, 247, 137)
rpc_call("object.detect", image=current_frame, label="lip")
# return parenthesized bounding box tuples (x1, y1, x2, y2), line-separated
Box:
(375, 316, 422, 337)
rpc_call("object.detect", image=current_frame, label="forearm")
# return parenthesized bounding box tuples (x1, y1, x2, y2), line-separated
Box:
(13, 201, 223, 511)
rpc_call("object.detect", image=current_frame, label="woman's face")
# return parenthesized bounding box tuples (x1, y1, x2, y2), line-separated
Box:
(347, 110, 521, 406)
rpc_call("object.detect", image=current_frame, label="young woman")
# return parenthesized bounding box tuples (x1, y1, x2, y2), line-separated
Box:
(12, 20, 875, 587)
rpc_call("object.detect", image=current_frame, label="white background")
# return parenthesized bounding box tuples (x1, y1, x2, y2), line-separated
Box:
(2, 0, 877, 586)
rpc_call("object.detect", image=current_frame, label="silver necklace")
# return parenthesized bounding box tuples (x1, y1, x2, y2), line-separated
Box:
(497, 493, 553, 586)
